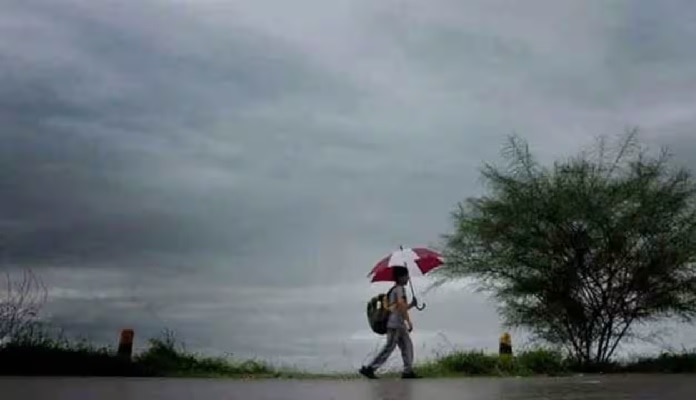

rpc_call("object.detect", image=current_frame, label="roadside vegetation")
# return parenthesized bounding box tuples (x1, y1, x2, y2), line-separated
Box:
(2, 331, 696, 378)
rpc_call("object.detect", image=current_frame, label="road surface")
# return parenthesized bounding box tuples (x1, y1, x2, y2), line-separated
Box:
(1, 374, 694, 399)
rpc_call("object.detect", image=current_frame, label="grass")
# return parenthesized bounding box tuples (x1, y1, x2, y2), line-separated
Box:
(0, 329, 355, 379)
(417, 348, 696, 377)
(2, 330, 696, 378)
(621, 351, 696, 374)
(417, 348, 569, 377)
(0, 332, 144, 376)
(0, 329, 283, 378)
(132, 331, 278, 378)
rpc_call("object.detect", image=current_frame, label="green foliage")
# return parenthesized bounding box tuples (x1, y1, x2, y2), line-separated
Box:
(0, 329, 276, 378)
(515, 348, 567, 375)
(134, 330, 274, 377)
(417, 347, 696, 377)
(624, 350, 696, 373)
(437, 350, 500, 375)
(0, 335, 140, 376)
(441, 131, 696, 365)
(419, 348, 568, 377)
(3, 330, 696, 377)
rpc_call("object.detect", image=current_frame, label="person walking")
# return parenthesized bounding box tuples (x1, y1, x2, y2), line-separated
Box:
(360, 266, 421, 379)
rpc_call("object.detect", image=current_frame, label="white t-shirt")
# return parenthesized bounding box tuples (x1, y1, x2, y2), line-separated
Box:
(387, 285, 407, 329)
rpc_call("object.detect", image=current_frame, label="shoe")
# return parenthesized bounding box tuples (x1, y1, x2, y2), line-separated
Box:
(359, 366, 378, 379)
(401, 371, 422, 379)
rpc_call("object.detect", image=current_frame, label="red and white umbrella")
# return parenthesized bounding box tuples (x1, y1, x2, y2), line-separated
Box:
(368, 246, 444, 311)
(368, 246, 444, 282)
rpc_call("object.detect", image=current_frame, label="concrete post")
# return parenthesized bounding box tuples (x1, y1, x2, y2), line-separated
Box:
(117, 329, 134, 360)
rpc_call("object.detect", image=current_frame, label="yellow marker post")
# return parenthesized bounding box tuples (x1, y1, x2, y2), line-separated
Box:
(499, 332, 512, 357)
(117, 329, 135, 360)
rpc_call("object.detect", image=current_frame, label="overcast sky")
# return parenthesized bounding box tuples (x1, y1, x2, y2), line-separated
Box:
(2, 0, 696, 372)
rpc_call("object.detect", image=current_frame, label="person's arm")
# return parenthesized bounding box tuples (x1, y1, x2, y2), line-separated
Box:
(396, 288, 413, 331)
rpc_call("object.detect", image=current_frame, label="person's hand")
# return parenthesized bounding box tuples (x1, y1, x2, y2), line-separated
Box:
(409, 298, 418, 308)
(407, 321, 413, 333)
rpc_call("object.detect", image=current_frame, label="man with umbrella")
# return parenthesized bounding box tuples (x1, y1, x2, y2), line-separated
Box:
(360, 247, 443, 379)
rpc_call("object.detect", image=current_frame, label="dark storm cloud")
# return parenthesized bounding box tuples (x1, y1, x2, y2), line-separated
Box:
(0, 0, 376, 285)
(3, 0, 696, 370)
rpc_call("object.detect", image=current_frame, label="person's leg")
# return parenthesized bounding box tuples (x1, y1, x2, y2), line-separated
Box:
(396, 328, 414, 374)
(366, 329, 398, 371)
(360, 330, 397, 379)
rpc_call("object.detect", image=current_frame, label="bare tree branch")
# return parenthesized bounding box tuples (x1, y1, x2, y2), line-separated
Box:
(1, 268, 47, 342)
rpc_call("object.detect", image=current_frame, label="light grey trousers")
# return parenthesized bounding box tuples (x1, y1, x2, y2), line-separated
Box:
(368, 327, 413, 373)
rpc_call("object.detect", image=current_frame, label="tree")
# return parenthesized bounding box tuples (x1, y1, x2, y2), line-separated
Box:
(1, 268, 47, 342)
(441, 131, 696, 366)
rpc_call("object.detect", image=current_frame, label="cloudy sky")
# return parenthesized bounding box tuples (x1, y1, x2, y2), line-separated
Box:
(2, 0, 696, 371)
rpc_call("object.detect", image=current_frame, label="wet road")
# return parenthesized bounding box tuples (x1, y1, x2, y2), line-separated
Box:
(1, 374, 695, 399)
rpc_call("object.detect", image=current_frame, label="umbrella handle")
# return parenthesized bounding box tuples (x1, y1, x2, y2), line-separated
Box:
(408, 279, 427, 312)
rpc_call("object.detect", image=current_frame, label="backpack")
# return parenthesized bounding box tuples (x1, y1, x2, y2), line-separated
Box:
(366, 286, 396, 335)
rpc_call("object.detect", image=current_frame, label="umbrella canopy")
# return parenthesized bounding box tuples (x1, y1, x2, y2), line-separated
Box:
(368, 246, 444, 283)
